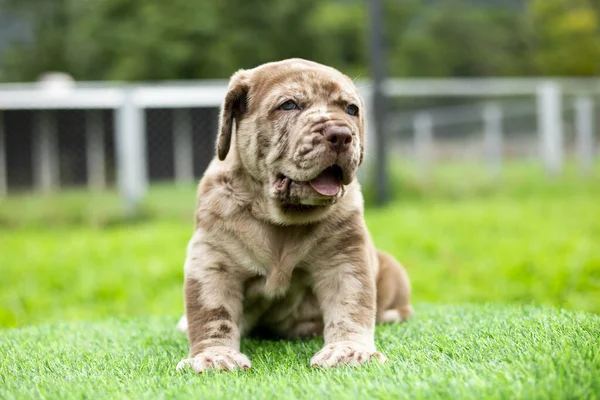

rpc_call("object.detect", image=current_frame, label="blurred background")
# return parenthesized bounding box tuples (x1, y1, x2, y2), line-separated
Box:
(0, 0, 598, 328)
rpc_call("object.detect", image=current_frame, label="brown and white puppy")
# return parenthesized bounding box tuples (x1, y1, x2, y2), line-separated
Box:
(176, 59, 412, 373)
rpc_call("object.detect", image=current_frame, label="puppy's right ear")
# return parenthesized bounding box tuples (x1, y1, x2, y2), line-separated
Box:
(217, 70, 250, 161)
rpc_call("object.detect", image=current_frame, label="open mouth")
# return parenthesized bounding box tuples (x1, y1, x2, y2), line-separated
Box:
(277, 165, 344, 198)
(280, 204, 323, 213)
(307, 165, 344, 196)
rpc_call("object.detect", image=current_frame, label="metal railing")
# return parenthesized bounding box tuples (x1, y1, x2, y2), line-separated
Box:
(0, 78, 597, 210)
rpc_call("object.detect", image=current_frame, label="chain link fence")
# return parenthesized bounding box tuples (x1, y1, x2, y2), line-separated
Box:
(0, 106, 219, 193)
(386, 95, 592, 161)
(145, 108, 218, 183)
(384, 85, 599, 180)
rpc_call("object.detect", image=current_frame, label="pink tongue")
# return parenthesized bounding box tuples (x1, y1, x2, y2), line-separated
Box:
(309, 168, 341, 196)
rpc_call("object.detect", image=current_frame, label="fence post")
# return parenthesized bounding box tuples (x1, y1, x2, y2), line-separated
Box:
(537, 81, 563, 176)
(34, 110, 59, 192)
(574, 96, 595, 176)
(414, 112, 433, 181)
(483, 103, 503, 178)
(115, 90, 147, 214)
(358, 89, 375, 183)
(367, 0, 389, 205)
(0, 111, 6, 196)
(86, 110, 106, 190)
(173, 108, 194, 184)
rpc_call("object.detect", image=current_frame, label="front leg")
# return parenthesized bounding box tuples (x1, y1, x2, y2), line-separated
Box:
(310, 258, 387, 368)
(176, 233, 250, 373)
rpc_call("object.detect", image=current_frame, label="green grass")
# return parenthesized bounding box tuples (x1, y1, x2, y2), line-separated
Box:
(1, 305, 598, 399)
(1, 162, 599, 327)
(1, 161, 599, 398)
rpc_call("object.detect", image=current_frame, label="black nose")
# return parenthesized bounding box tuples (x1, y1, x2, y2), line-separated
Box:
(324, 126, 352, 153)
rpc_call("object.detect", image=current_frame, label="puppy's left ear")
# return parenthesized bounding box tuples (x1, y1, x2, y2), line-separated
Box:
(217, 70, 251, 161)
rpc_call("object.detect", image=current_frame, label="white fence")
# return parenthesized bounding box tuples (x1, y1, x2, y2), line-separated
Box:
(0, 81, 228, 210)
(0, 78, 598, 210)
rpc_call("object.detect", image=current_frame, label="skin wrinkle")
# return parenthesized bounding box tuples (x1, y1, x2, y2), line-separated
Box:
(178, 59, 413, 373)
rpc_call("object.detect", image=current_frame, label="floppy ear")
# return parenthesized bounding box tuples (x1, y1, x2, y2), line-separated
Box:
(217, 70, 250, 161)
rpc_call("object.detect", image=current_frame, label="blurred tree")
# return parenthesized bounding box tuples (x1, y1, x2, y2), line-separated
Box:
(385, 0, 534, 77)
(2, 0, 325, 80)
(307, 0, 368, 79)
(0, 0, 598, 81)
(1, 0, 71, 80)
(529, 0, 600, 75)
(204, 0, 322, 75)
(66, 0, 222, 80)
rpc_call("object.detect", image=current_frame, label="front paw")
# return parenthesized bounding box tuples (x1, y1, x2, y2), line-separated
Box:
(176, 346, 251, 373)
(310, 341, 387, 368)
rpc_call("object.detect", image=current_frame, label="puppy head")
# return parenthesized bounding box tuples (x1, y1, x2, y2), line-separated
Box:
(217, 59, 365, 224)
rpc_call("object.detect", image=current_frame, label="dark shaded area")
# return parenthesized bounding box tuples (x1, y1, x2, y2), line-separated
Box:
(3, 109, 119, 192)
(191, 108, 219, 179)
(145, 107, 219, 182)
(2, 107, 219, 193)
(145, 109, 175, 182)
(56, 110, 86, 186)
(4, 110, 34, 190)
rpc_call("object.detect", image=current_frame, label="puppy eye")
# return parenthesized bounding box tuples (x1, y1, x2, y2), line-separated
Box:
(279, 100, 298, 111)
(345, 104, 359, 117)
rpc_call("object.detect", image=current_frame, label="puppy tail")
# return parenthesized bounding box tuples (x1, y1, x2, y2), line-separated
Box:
(376, 250, 414, 324)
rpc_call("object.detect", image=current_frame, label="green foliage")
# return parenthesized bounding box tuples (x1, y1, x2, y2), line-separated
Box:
(1, 306, 599, 399)
(387, 1, 533, 77)
(1, 0, 367, 81)
(530, 0, 600, 75)
(1, 0, 599, 81)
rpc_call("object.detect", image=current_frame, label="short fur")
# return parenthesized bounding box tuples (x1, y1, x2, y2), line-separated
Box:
(177, 59, 413, 373)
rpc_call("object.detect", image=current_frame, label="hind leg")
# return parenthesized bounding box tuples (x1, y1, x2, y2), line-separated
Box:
(376, 250, 413, 324)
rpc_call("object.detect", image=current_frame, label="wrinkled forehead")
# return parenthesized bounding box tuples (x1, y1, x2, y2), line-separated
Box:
(249, 63, 361, 107)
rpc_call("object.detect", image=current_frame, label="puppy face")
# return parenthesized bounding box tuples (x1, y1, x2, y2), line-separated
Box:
(217, 59, 365, 224)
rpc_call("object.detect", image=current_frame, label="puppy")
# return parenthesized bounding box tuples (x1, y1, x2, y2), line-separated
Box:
(176, 59, 412, 373)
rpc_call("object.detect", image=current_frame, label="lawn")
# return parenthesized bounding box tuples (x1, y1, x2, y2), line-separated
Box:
(1, 161, 599, 398)
(1, 305, 598, 399)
